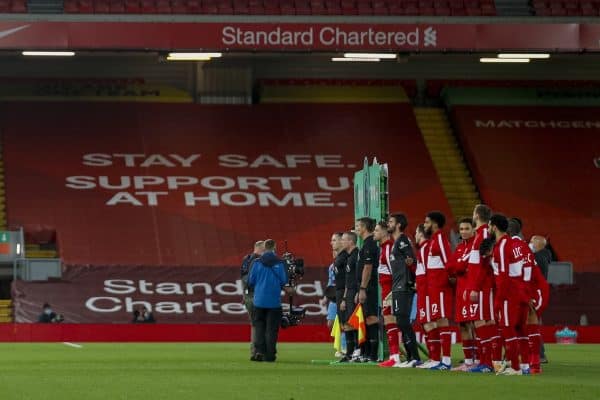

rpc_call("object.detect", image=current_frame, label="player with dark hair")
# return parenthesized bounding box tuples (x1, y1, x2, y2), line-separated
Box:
(447, 217, 476, 371)
(488, 214, 530, 375)
(465, 204, 497, 373)
(423, 211, 454, 370)
(413, 223, 436, 368)
(387, 213, 421, 367)
(338, 231, 359, 362)
(375, 220, 401, 367)
(355, 217, 381, 362)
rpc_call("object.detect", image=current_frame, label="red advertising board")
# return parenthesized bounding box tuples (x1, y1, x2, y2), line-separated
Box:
(0, 21, 598, 51)
(13, 265, 328, 324)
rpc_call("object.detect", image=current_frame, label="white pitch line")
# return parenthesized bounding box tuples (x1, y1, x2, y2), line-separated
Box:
(63, 342, 83, 349)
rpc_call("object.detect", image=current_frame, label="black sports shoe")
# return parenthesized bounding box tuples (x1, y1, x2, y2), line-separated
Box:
(250, 353, 264, 362)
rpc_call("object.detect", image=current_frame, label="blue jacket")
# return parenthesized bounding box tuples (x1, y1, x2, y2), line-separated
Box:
(248, 251, 288, 308)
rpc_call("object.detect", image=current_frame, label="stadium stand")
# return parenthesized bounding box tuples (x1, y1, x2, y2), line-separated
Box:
(414, 107, 481, 220)
(58, 0, 497, 15)
(532, 0, 600, 16)
(1, 100, 452, 269)
(447, 94, 600, 273)
(0, 0, 27, 12)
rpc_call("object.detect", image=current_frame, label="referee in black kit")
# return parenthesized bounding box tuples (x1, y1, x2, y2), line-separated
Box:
(332, 232, 348, 331)
(355, 217, 381, 362)
(339, 231, 359, 362)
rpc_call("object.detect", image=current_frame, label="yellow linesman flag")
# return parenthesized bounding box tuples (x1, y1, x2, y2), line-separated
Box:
(348, 304, 367, 345)
(330, 315, 342, 352)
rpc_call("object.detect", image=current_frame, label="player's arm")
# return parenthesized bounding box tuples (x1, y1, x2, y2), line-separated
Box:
(400, 236, 415, 262)
(358, 263, 372, 303)
(358, 244, 375, 303)
(248, 260, 256, 288)
(380, 242, 392, 273)
(433, 233, 451, 265)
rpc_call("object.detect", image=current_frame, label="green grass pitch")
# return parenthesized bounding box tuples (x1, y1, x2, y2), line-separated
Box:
(0, 343, 598, 400)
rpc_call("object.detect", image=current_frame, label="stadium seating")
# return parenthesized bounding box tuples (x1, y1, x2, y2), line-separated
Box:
(0, 0, 27, 12)
(532, 0, 600, 16)
(450, 104, 600, 273)
(58, 0, 496, 15)
(427, 80, 600, 99)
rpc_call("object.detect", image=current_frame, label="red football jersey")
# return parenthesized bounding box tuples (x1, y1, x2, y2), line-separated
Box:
(446, 236, 474, 277)
(491, 235, 528, 303)
(426, 230, 452, 289)
(528, 262, 550, 309)
(465, 224, 494, 292)
(415, 239, 430, 292)
(514, 236, 550, 303)
(378, 239, 394, 276)
(491, 235, 512, 302)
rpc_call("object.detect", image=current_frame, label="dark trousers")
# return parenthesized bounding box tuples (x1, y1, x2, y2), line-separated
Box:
(252, 306, 282, 361)
(244, 295, 256, 356)
(393, 291, 420, 361)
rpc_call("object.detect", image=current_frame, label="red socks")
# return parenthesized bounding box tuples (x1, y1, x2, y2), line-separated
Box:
(440, 327, 453, 358)
(462, 339, 476, 363)
(475, 325, 494, 367)
(502, 326, 520, 370)
(427, 328, 441, 362)
(527, 324, 541, 368)
(491, 333, 503, 362)
(386, 323, 400, 356)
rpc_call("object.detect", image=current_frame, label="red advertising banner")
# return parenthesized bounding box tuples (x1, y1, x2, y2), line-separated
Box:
(0, 21, 598, 51)
(13, 265, 328, 324)
(2, 102, 451, 267)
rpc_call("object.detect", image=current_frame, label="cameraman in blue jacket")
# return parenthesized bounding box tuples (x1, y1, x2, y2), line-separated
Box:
(248, 239, 290, 362)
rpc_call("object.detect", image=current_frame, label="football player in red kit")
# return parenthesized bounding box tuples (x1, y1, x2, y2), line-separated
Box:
(413, 223, 436, 369)
(508, 218, 550, 374)
(424, 211, 454, 370)
(446, 218, 476, 371)
(525, 253, 550, 374)
(489, 214, 530, 376)
(465, 204, 497, 373)
(375, 220, 401, 367)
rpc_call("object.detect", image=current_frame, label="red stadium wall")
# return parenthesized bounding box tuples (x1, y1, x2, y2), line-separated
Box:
(451, 105, 600, 273)
(2, 102, 454, 324)
(2, 102, 452, 269)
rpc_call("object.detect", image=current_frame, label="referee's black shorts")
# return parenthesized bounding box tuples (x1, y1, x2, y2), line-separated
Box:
(362, 285, 379, 318)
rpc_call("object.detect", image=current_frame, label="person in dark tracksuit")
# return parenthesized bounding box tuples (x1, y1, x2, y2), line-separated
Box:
(388, 213, 422, 367)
